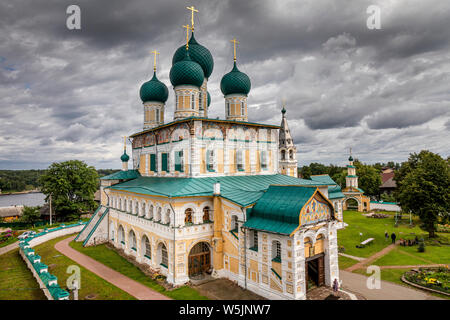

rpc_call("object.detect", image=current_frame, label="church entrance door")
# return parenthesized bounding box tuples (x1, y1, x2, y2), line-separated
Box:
(305, 253, 325, 290)
(188, 242, 211, 277)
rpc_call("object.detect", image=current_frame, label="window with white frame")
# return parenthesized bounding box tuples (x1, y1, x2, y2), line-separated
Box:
(236, 150, 244, 171)
(272, 240, 281, 261)
(156, 109, 160, 122)
(207, 149, 215, 172)
(129, 230, 136, 250)
(250, 230, 258, 251)
(241, 101, 245, 115)
(226, 101, 230, 116)
(191, 93, 195, 109)
(261, 150, 267, 170)
(142, 236, 151, 259)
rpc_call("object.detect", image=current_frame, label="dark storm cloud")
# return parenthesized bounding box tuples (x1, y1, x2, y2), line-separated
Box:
(0, 0, 449, 169)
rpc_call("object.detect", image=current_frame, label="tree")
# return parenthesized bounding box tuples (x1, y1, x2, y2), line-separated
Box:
(395, 151, 450, 238)
(39, 160, 99, 221)
(21, 206, 41, 227)
(299, 166, 312, 179)
(354, 160, 382, 196)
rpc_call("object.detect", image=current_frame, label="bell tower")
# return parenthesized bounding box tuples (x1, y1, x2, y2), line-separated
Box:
(278, 104, 298, 177)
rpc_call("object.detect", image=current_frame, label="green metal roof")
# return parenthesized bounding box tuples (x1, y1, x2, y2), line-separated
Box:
(139, 71, 169, 103)
(220, 61, 251, 96)
(106, 174, 327, 207)
(170, 50, 204, 87)
(347, 175, 358, 178)
(243, 185, 317, 235)
(347, 165, 355, 168)
(309, 174, 337, 185)
(328, 185, 345, 199)
(172, 32, 214, 78)
(100, 170, 140, 181)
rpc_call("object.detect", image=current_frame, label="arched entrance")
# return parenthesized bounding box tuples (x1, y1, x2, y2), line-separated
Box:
(188, 242, 211, 277)
(344, 197, 359, 211)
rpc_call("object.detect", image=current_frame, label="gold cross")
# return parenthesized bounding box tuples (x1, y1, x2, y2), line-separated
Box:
(151, 50, 159, 72)
(182, 24, 192, 49)
(186, 6, 199, 31)
(230, 38, 239, 61)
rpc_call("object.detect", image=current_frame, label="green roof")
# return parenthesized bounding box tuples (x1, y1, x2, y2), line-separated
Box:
(347, 175, 358, 178)
(170, 50, 204, 87)
(120, 151, 130, 162)
(243, 185, 317, 235)
(100, 170, 140, 181)
(220, 61, 251, 96)
(172, 32, 214, 78)
(328, 185, 345, 199)
(207, 91, 211, 107)
(106, 174, 327, 207)
(309, 174, 337, 185)
(139, 71, 169, 103)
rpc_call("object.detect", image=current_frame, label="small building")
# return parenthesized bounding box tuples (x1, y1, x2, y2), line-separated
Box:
(341, 154, 371, 212)
(0, 206, 23, 222)
(379, 168, 397, 195)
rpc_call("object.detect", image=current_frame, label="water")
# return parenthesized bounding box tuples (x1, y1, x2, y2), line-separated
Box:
(0, 192, 46, 207)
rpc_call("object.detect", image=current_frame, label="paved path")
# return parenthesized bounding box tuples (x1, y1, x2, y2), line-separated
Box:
(339, 252, 365, 261)
(339, 270, 443, 300)
(54, 236, 171, 300)
(346, 244, 396, 272)
(0, 242, 19, 255)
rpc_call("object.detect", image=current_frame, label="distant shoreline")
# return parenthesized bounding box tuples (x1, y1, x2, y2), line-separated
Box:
(0, 190, 41, 196)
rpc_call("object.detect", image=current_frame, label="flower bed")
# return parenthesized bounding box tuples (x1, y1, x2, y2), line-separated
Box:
(403, 267, 450, 295)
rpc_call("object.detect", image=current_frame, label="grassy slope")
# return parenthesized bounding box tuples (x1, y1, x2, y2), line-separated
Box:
(70, 241, 208, 300)
(0, 249, 46, 300)
(34, 234, 135, 300)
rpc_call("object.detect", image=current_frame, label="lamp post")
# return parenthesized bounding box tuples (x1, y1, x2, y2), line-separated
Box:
(49, 193, 52, 226)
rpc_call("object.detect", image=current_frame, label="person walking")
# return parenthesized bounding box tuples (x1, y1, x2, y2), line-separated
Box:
(391, 232, 396, 244)
(384, 231, 389, 242)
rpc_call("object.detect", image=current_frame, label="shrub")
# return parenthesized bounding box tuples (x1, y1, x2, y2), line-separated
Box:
(418, 238, 425, 252)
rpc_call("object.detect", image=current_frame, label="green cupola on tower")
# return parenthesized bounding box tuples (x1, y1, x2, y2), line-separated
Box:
(170, 49, 205, 88)
(121, 151, 129, 162)
(220, 61, 251, 96)
(172, 32, 214, 79)
(207, 91, 211, 107)
(139, 71, 169, 103)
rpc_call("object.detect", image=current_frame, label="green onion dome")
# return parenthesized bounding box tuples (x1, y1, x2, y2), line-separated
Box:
(139, 71, 168, 103)
(348, 155, 354, 162)
(220, 61, 251, 96)
(121, 151, 129, 162)
(207, 91, 211, 107)
(170, 50, 204, 88)
(172, 32, 214, 78)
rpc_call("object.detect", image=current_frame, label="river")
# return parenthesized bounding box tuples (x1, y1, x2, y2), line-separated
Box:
(0, 192, 46, 207)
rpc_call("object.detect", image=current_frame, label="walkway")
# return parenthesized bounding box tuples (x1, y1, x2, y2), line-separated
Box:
(54, 236, 170, 300)
(0, 242, 19, 255)
(345, 244, 396, 272)
(340, 270, 443, 300)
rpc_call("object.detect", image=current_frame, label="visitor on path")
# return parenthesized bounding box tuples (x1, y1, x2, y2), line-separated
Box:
(391, 232, 396, 244)
(384, 231, 389, 242)
(332, 278, 339, 294)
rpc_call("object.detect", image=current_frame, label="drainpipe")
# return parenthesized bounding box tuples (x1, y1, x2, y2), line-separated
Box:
(241, 207, 247, 290)
(168, 196, 176, 285)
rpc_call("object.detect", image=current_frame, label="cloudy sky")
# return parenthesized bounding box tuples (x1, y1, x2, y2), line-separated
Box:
(0, 0, 449, 169)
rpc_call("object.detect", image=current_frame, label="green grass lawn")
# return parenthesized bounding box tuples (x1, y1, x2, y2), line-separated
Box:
(338, 255, 359, 270)
(338, 210, 435, 258)
(70, 241, 208, 300)
(34, 234, 136, 300)
(0, 249, 46, 300)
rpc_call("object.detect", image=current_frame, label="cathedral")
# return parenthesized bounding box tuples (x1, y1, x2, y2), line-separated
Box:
(75, 7, 347, 300)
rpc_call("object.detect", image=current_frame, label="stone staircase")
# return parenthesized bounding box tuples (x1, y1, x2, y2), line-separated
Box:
(74, 206, 108, 245)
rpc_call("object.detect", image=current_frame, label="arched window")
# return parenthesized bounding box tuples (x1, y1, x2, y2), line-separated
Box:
(156, 207, 162, 221)
(142, 236, 151, 259)
(206, 150, 215, 172)
(281, 150, 286, 160)
(289, 149, 294, 160)
(124, 199, 127, 211)
(231, 215, 238, 231)
(129, 230, 136, 251)
(141, 202, 146, 217)
(159, 243, 168, 267)
(191, 93, 195, 109)
(118, 225, 125, 244)
(202, 207, 210, 223)
(241, 101, 245, 115)
(164, 209, 171, 225)
(148, 205, 154, 219)
(135, 201, 139, 215)
(185, 208, 193, 225)
(119, 198, 122, 210)
(272, 240, 281, 262)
